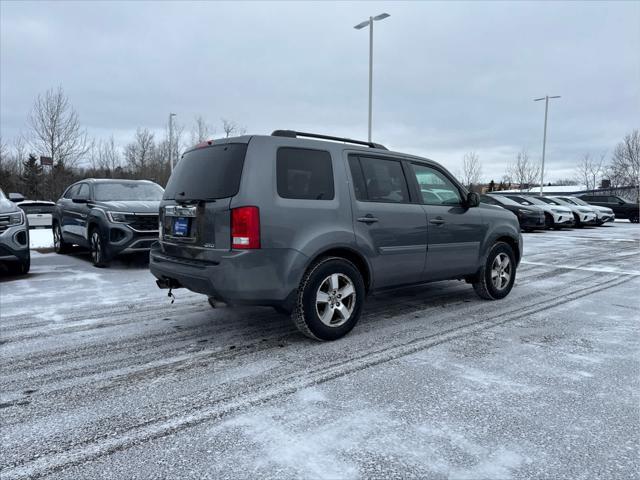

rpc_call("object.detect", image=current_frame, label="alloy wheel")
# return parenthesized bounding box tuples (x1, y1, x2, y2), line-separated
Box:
(491, 253, 512, 291)
(91, 231, 102, 265)
(315, 273, 356, 327)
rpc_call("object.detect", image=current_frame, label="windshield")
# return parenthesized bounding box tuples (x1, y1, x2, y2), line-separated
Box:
(535, 197, 563, 205)
(19, 203, 55, 214)
(94, 182, 164, 201)
(164, 143, 247, 201)
(559, 197, 584, 205)
(491, 195, 522, 206)
(509, 195, 543, 206)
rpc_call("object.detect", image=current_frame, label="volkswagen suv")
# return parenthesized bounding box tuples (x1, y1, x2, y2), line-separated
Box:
(53, 179, 163, 267)
(150, 131, 523, 341)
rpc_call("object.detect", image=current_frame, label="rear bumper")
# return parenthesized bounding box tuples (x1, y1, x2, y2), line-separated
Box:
(149, 243, 308, 306)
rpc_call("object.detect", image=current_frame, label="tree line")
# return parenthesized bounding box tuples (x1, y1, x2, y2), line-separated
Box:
(0, 87, 246, 200)
(460, 129, 639, 198)
(1, 87, 638, 201)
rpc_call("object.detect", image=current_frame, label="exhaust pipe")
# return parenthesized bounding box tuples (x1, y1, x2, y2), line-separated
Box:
(156, 277, 182, 289)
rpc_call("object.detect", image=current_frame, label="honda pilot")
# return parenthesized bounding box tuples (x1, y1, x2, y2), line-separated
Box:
(151, 131, 523, 341)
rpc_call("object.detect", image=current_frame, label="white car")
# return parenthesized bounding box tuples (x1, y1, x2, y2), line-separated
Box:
(498, 194, 574, 229)
(539, 196, 597, 227)
(554, 196, 615, 225)
(17, 200, 55, 228)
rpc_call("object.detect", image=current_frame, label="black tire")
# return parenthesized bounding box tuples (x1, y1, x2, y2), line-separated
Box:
(573, 213, 583, 228)
(553, 226, 563, 230)
(89, 227, 110, 268)
(8, 253, 30, 275)
(630, 213, 639, 224)
(291, 257, 365, 341)
(53, 222, 71, 254)
(544, 213, 554, 229)
(473, 242, 517, 300)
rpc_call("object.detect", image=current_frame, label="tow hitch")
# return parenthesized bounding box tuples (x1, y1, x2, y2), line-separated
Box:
(156, 278, 182, 304)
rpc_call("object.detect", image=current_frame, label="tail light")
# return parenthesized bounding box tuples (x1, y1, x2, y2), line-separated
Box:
(231, 206, 260, 249)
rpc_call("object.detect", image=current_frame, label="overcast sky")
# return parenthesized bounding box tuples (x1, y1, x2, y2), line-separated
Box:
(1, 1, 639, 181)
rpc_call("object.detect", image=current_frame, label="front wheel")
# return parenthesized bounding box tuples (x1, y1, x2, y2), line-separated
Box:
(473, 242, 517, 300)
(544, 213, 554, 229)
(291, 257, 365, 341)
(573, 214, 583, 228)
(90, 227, 110, 268)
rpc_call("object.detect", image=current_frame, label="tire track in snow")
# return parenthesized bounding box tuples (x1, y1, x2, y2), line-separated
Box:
(1, 274, 629, 480)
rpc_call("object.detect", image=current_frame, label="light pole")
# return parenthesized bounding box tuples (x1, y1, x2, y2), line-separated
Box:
(533, 95, 560, 195)
(168, 113, 176, 171)
(354, 13, 390, 142)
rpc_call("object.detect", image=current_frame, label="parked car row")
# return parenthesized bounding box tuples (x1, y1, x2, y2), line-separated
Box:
(480, 191, 628, 232)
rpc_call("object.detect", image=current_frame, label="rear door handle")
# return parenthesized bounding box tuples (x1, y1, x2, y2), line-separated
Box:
(429, 217, 445, 225)
(357, 215, 379, 224)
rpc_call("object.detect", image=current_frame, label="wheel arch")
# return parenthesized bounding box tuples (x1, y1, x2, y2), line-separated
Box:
(305, 246, 372, 292)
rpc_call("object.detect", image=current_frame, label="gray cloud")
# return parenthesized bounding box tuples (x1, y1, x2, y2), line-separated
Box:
(1, 1, 638, 181)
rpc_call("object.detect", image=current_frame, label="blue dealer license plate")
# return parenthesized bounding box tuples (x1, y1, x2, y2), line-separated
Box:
(173, 217, 190, 236)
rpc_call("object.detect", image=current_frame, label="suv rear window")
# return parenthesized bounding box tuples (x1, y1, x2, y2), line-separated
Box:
(276, 148, 334, 200)
(164, 144, 247, 201)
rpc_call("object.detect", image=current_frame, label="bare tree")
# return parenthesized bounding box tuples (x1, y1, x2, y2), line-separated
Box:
(608, 129, 640, 190)
(554, 178, 578, 186)
(506, 149, 540, 191)
(461, 151, 482, 189)
(221, 118, 246, 138)
(574, 153, 605, 191)
(124, 128, 155, 177)
(190, 115, 213, 144)
(27, 86, 89, 169)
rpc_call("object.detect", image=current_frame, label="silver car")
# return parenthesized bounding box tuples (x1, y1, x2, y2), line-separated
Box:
(536, 196, 597, 227)
(554, 196, 614, 225)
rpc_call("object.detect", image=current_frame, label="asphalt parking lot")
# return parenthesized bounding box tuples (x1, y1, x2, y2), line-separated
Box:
(1, 223, 639, 479)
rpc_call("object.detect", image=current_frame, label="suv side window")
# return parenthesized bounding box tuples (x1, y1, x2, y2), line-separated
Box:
(410, 163, 462, 205)
(276, 148, 334, 200)
(77, 184, 90, 199)
(349, 156, 410, 204)
(64, 185, 80, 199)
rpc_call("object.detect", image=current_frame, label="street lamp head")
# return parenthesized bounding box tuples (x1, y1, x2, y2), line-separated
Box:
(373, 13, 390, 21)
(354, 20, 370, 30)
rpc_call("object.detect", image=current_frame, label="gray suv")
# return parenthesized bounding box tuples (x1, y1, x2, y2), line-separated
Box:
(150, 131, 522, 340)
(0, 189, 30, 274)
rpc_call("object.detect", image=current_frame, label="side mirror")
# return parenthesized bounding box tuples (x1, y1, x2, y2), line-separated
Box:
(466, 192, 480, 208)
(8, 193, 25, 203)
(72, 196, 88, 204)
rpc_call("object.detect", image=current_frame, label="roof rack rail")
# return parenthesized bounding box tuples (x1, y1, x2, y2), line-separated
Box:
(271, 130, 387, 150)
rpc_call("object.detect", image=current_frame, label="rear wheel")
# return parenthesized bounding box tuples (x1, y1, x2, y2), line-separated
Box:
(292, 257, 365, 341)
(473, 242, 516, 300)
(90, 227, 110, 268)
(630, 213, 639, 223)
(53, 223, 71, 254)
